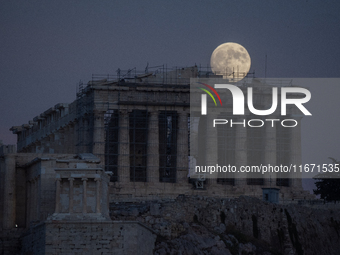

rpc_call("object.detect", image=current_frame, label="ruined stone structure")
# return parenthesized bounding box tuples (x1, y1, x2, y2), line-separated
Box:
(0, 66, 313, 254)
(9, 67, 311, 202)
(0, 145, 156, 254)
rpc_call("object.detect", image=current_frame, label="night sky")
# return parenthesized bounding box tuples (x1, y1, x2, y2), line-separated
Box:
(1, 1, 340, 188)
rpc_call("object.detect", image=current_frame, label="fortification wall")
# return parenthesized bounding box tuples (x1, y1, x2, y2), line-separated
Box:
(20, 221, 156, 255)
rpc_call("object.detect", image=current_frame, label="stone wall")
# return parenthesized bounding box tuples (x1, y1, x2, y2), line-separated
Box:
(108, 178, 312, 203)
(21, 221, 156, 255)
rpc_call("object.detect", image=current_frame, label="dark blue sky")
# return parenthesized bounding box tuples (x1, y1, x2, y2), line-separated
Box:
(1, 0, 340, 156)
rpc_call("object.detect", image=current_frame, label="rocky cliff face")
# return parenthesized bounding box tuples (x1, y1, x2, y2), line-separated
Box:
(110, 196, 340, 255)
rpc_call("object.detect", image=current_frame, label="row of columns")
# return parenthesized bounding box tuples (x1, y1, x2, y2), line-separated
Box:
(92, 108, 189, 184)
(91, 109, 301, 187)
(55, 177, 101, 214)
(200, 114, 302, 187)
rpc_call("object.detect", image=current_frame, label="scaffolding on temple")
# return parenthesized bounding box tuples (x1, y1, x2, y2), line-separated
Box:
(73, 65, 198, 192)
(11, 64, 308, 201)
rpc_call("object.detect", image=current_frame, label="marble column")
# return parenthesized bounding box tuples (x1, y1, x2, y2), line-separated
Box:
(205, 112, 218, 183)
(82, 178, 88, 214)
(264, 121, 277, 186)
(234, 118, 247, 185)
(290, 117, 303, 189)
(118, 110, 130, 183)
(55, 178, 61, 213)
(95, 178, 101, 213)
(68, 178, 74, 213)
(176, 111, 189, 183)
(147, 110, 159, 183)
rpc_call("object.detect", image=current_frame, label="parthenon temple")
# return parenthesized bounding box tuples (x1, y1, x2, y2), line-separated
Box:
(0, 66, 313, 252)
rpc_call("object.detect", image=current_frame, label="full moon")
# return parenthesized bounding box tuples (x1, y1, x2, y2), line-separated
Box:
(210, 42, 251, 79)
